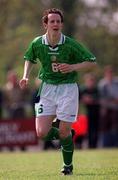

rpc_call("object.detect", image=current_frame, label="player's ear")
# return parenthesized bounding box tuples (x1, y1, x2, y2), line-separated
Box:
(43, 22, 47, 30)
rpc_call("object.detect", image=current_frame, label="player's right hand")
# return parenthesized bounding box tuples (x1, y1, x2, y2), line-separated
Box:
(19, 78, 29, 89)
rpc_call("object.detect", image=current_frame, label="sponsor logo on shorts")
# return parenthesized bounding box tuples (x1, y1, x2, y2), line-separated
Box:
(70, 115, 76, 117)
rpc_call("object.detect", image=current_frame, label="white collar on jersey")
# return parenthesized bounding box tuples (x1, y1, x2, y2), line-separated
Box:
(42, 33, 65, 46)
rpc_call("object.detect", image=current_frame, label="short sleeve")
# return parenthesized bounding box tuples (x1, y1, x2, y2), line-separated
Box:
(72, 40, 96, 63)
(24, 41, 37, 64)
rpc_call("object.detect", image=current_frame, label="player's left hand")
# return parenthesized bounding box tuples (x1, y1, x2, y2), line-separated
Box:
(58, 63, 75, 73)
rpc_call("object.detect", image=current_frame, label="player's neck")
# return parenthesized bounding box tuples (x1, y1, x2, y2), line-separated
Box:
(46, 32, 61, 47)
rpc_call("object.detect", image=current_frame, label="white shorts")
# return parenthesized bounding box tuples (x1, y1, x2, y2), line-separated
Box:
(35, 82, 79, 122)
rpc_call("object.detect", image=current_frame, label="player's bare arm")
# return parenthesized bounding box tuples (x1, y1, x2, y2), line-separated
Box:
(58, 61, 97, 73)
(19, 60, 34, 89)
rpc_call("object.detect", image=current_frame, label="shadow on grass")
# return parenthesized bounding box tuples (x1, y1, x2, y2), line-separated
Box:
(75, 172, 118, 176)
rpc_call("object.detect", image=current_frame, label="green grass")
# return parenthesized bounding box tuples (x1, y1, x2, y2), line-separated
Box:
(0, 149, 118, 180)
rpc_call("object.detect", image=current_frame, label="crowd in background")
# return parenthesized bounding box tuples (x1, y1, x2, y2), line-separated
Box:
(0, 65, 118, 150)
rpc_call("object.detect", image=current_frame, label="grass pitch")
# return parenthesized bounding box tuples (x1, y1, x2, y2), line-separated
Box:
(0, 149, 118, 180)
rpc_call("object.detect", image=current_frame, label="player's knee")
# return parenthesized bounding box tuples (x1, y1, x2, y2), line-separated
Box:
(59, 129, 71, 139)
(36, 129, 48, 139)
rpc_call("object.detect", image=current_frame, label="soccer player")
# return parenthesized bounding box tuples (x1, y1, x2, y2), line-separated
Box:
(19, 8, 96, 175)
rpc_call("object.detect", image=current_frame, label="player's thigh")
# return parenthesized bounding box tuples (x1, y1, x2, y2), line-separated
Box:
(36, 115, 55, 137)
(59, 121, 72, 138)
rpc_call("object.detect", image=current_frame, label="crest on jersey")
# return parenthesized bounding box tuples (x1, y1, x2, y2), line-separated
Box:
(51, 55, 57, 62)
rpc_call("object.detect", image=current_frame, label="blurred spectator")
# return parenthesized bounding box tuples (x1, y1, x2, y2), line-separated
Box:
(0, 88, 3, 151)
(2, 70, 32, 151)
(98, 65, 118, 147)
(72, 114, 88, 149)
(3, 70, 31, 119)
(0, 88, 3, 118)
(80, 73, 100, 148)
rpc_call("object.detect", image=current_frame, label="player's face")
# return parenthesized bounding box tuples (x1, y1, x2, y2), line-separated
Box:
(44, 13, 63, 34)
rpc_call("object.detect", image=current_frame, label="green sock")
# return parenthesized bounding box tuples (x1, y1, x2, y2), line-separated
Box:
(44, 127, 59, 141)
(60, 135, 74, 166)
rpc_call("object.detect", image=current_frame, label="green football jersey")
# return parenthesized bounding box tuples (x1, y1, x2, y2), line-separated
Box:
(24, 34, 96, 84)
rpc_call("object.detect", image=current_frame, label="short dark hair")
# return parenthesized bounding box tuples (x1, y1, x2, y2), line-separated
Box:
(42, 8, 64, 24)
